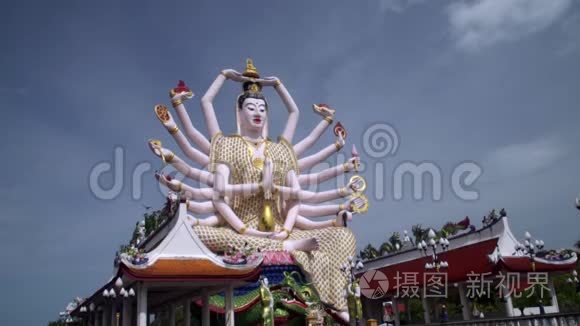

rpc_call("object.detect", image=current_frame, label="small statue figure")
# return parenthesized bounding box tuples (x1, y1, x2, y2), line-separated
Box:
(259, 276, 274, 326)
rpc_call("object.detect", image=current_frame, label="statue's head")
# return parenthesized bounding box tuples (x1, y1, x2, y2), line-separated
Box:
(236, 81, 268, 137)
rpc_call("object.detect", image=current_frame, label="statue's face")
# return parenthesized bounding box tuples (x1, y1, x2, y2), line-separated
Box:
(239, 98, 267, 133)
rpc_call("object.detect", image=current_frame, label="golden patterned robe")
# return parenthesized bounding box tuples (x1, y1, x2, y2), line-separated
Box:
(193, 134, 356, 310)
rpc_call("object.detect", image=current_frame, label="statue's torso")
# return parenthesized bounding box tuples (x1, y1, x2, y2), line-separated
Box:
(209, 134, 299, 226)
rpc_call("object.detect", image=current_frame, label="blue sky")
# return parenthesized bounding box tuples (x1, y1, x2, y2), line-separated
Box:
(1, 0, 579, 324)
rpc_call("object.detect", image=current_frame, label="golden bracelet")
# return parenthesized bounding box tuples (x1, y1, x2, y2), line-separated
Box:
(324, 116, 333, 124)
(282, 227, 292, 235)
(168, 125, 179, 135)
(239, 225, 247, 234)
(176, 181, 183, 192)
(171, 100, 182, 108)
(335, 141, 343, 152)
(194, 219, 200, 226)
(332, 220, 337, 227)
(342, 162, 350, 172)
(274, 79, 281, 87)
(339, 204, 345, 211)
(339, 187, 348, 197)
(163, 152, 174, 163)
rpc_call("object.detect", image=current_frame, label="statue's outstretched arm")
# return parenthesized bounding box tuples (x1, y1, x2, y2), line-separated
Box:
(200, 72, 227, 138)
(155, 173, 213, 201)
(186, 199, 215, 215)
(293, 104, 335, 156)
(298, 135, 345, 171)
(299, 199, 353, 217)
(154, 105, 209, 166)
(298, 157, 359, 186)
(295, 211, 352, 230)
(276, 182, 356, 203)
(187, 214, 223, 227)
(148, 141, 213, 186)
(265, 78, 299, 143)
(169, 81, 211, 154)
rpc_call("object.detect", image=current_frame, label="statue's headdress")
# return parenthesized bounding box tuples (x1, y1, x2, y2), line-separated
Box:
(241, 58, 262, 94)
(236, 58, 268, 138)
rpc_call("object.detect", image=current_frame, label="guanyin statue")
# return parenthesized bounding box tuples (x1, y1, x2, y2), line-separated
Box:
(148, 59, 369, 321)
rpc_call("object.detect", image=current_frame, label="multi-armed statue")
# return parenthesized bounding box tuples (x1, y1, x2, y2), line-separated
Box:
(148, 59, 368, 321)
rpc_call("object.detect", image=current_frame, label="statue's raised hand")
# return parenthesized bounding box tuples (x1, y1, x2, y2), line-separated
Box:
(222, 69, 249, 83)
(257, 76, 280, 87)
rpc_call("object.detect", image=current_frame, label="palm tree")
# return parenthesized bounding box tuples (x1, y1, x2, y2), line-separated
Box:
(412, 224, 428, 243)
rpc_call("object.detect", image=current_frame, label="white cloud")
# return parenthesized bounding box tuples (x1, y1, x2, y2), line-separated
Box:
(447, 0, 573, 51)
(380, 0, 426, 13)
(482, 136, 567, 179)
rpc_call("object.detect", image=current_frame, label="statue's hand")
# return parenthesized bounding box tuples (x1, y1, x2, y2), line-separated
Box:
(222, 69, 248, 83)
(312, 104, 336, 119)
(258, 76, 280, 87)
(262, 159, 274, 199)
(336, 210, 353, 227)
(344, 156, 360, 173)
(268, 231, 289, 240)
(336, 134, 346, 150)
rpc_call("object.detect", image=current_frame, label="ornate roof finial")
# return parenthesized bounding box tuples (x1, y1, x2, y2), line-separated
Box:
(243, 58, 260, 78)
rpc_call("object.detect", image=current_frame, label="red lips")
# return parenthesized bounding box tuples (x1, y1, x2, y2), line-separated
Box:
(253, 118, 262, 123)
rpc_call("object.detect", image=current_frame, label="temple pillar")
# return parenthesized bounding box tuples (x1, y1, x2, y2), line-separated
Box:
(458, 283, 470, 321)
(137, 283, 148, 326)
(421, 295, 431, 324)
(110, 304, 117, 326)
(504, 293, 514, 317)
(97, 309, 103, 326)
(183, 298, 191, 326)
(202, 289, 210, 326)
(392, 297, 401, 326)
(548, 277, 559, 312)
(225, 284, 235, 326)
(122, 300, 132, 326)
(102, 305, 111, 326)
(169, 303, 176, 326)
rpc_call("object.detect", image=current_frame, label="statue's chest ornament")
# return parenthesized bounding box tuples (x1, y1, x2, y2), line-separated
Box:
(243, 138, 269, 171)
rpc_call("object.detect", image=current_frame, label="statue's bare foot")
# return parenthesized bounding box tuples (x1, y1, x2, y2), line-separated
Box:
(283, 237, 319, 252)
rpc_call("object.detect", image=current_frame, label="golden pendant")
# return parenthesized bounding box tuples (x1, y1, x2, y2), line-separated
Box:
(259, 200, 275, 232)
(252, 157, 264, 170)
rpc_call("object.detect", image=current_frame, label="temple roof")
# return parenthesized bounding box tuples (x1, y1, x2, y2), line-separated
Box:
(358, 216, 577, 291)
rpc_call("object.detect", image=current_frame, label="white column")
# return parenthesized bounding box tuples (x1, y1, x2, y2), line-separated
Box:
(169, 303, 176, 326)
(548, 277, 559, 312)
(421, 295, 431, 324)
(122, 301, 132, 326)
(225, 285, 235, 326)
(458, 283, 471, 321)
(183, 299, 191, 326)
(392, 297, 401, 326)
(202, 289, 210, 326)
(504, 293, 514, 317)
(137, 283, 148, 326)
